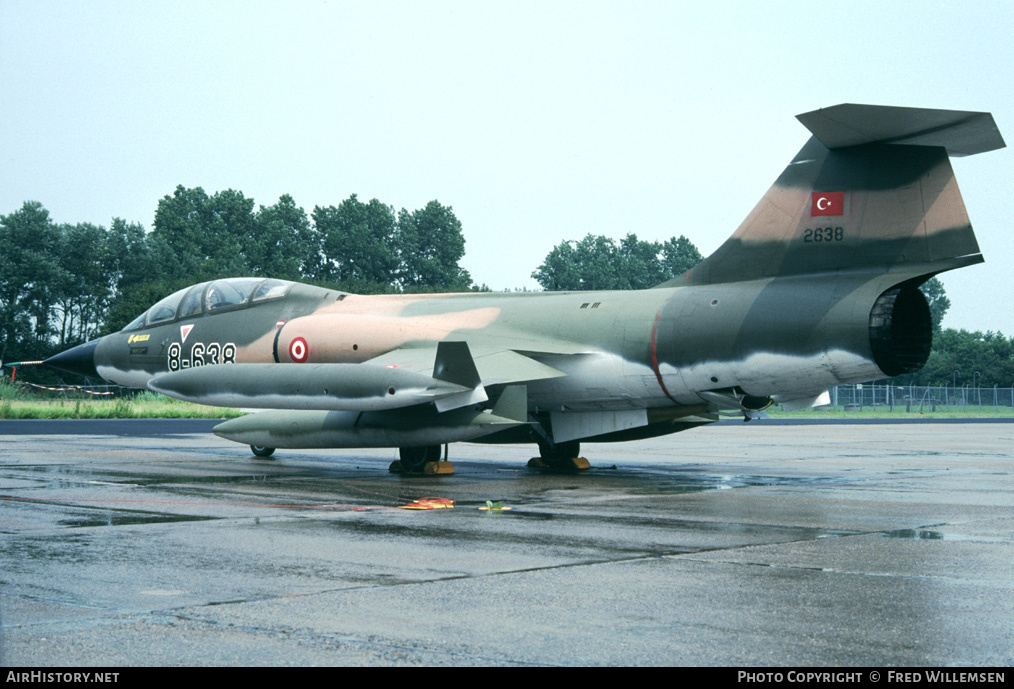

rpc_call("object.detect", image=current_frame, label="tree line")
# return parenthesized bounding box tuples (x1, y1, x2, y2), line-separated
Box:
(531, 233, 703, 291)
(1, 188, 473, 374)
(892, 329, 1014, 390)
(2, 187, 1012, 388)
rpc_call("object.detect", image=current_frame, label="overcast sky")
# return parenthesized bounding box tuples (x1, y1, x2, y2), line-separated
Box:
(2, 0, 1011, 333)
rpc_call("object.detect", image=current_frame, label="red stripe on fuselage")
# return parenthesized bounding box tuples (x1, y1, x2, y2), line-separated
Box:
(650, 310, 677, 403)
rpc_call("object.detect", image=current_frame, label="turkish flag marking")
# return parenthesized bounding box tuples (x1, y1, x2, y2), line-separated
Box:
(811, 191, 844, 217)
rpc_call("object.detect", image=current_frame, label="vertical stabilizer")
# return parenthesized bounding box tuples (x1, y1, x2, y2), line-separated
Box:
(685, 104, 1003, 286)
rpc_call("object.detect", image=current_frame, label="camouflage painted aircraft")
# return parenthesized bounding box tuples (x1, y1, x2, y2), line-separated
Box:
(46, 104, 1005, 474)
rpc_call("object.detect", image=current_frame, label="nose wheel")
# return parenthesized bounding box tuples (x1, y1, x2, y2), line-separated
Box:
(250, 445, 276, 458)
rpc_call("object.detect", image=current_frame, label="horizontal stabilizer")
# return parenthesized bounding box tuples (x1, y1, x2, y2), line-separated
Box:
(796, 104, 1005, 157)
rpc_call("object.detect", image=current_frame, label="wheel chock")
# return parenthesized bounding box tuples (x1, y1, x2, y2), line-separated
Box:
(568, 457, 591, 470)
(527, 456, 590, 470)
(423, 461, 455, 475)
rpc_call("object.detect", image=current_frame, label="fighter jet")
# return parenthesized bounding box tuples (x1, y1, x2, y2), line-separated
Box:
(46, 104, 1005, 474)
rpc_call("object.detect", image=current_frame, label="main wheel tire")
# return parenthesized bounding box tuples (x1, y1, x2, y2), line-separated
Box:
(250, 445, 276, 458)
(538, 440, 580, 466)
(398, 445, 441, 472)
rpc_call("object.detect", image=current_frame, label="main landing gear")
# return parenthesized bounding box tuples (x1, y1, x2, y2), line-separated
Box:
(528, 439, 590, 471)
(248, 441, 586, 474)
(389, 445, 455, 475)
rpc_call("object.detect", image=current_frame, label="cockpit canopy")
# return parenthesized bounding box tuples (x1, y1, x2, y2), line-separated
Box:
(123, 278, 293, 331)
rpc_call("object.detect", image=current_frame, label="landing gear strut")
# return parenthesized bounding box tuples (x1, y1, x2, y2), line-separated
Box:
(389, 445, 454, 475)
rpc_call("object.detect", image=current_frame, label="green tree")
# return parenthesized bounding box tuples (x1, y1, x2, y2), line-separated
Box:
(53, 222, 111, 346)
(396, 201, 472, 291)
(615, 233, 664, 289)
(97, 217, 179, 335)
(249, 195, 316, 280)
(531, 240, 581, 291)
(206, 188, 256, 275)
(532, 233, 702, 291)
(105, 218, 174, 292)
(152, 186, 253, 278)
(152, 185, 211, 278)
(919, 276, 950, 333)
(532, 234, 620, 291)
(0, 202, 65, 361)
(912, 329, 1014, 388)
(311, 195, 399, 290)
(660, 235, 704, 281)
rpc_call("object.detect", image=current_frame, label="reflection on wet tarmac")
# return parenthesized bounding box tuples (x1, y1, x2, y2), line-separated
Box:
(2, 420, 1013, 666)
(57, 513, 216, 528)
(883, 529, 945, 540)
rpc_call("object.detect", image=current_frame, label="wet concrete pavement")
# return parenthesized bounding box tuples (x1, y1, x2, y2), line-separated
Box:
(1, 420, 1012, 666)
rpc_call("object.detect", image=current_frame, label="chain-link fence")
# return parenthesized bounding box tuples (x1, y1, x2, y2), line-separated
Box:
(826, 384, 1014, 413)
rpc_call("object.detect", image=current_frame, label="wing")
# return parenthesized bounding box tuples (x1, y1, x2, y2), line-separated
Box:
(150, 341, 572, 449)
(148, 341, 565, 413)
(367, 343, 566, 385)
(364, 342, 568, 413)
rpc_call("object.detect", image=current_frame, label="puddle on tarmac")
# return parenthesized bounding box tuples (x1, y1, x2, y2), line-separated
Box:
(57, 512, 217, 528)
(628, 472, 838, 495)
(24, 464, 281, 487)
(882, 528, 946, 540)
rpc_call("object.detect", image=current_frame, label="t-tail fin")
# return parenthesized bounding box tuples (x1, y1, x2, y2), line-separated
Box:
(684, 104, 1005, 286)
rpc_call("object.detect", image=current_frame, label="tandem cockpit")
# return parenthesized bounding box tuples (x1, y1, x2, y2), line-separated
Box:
(44, 277, 343, 386)
(123, 278, 295, 331)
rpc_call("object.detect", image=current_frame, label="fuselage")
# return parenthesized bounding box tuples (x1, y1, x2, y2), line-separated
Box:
(84, 271, 910, 417)
(41, 104, 1000, 457)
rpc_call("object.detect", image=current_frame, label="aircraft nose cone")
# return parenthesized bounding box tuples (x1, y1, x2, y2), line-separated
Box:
(45, 339, 101, 380)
